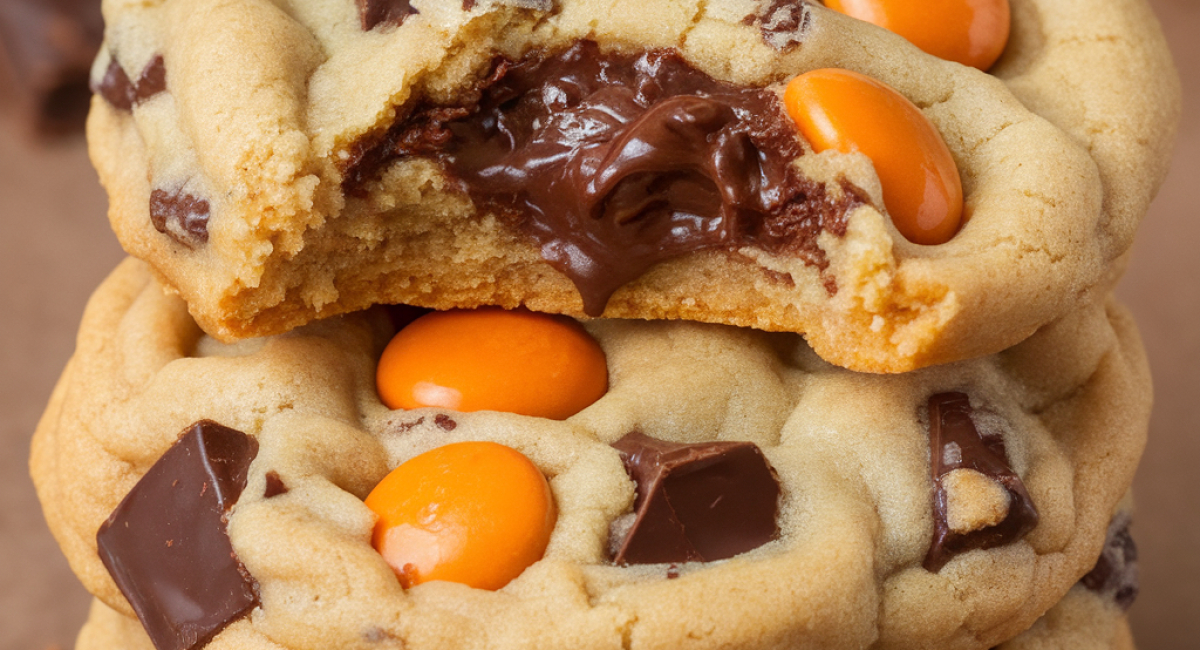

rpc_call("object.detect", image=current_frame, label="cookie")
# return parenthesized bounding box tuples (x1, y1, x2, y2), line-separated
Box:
(84, 0, 1179, 372)
(33, 258, 1150, 649)
(69, 563, 1140, 650)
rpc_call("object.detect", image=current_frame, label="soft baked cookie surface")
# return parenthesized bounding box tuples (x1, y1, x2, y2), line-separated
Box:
(33, 259, 1150, 650)
(85, 0, 1179, 372)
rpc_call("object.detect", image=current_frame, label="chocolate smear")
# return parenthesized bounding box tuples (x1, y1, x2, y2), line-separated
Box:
(0, 0, 103, 136)
(610, 431, 781, 565)
(744, 0, 813, 51)
(150, 188, 210, 247)
(923, 393, 1039, 572)
(1081, 513, 1138, 611)
(344, 41, 863, 316)
(93, 54, 167, 111)
(356, 0, 417, 30)
(97, 420, 259, 650)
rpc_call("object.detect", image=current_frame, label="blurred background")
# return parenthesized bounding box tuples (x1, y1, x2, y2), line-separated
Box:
(1, 0, 1195, 648)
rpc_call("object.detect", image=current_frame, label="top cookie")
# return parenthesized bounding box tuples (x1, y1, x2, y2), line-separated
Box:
(86, 0, 1178, 372)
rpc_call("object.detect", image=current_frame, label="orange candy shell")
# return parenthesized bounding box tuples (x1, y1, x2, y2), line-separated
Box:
(376, 308, 608, 420)
(365, 441, 557, 591)
(825, 0, 1010, 71)
(784, 68, 964, 246)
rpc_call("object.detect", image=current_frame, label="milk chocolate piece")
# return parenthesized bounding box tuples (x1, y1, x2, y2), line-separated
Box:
(0, 0, 102, 136)
(345, 42, 863, 315)
(150, 188, 210, 247)
(1081, 513, 1138, 611)
(356, 0, 417, 30)
(97, 420, 259, 650)
(924, 393, 1039, 572)
(610, 431, 781, 565)
(93, 55, 167, 111)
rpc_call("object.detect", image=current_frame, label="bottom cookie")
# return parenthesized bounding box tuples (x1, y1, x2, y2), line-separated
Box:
(72, 583, 1137, 650)
(34, 259, 1150, 650)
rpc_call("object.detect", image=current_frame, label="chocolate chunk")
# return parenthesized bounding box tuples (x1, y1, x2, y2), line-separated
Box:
(609, 431, 781, 565)
(924, 393, 1039, 572)
(150, 188, 210, 247)
(744, 0, 812, 51)
(0, 0, 102, 136)
(93, 54, 168, 111)
(1081, 513, 1138, 611)
(434, 414, 457, 431)
(356, 0, 418, 30)
(263, 470, 288, 498)
(95, 58, 136, 111)
(344, 42, 863, 315)
(96, 420, 260, 650)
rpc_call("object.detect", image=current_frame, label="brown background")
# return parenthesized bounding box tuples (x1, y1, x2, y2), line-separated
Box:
(1, 1, 1196, 648)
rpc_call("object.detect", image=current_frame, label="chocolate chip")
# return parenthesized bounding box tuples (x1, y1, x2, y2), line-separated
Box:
(263, 470, 288, 498)
(434, 414, 457, 431)
(356, 0, 417, 31)
(609, 431, 781, 565)
(1081, 513, 1139, 611)
(135, 55, 167, 104)
(96, 420, 259, 650)
(744, 0, 812, 51)
(923, 393, 1039, 572)
(150, 188, 210, 247)
(94, 58, 135, 111)
(93, 54, 167, 111)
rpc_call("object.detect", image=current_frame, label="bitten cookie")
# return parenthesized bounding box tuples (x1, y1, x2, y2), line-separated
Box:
(33, 258, 1149, 650)
(85, 0, 1179, 372)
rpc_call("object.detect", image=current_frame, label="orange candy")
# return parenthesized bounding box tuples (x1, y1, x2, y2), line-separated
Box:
(824, 0, 1010, 71)
(784, 68, 964, 245)
(365, 441, 556, 590)
(376, 308, 608, 420)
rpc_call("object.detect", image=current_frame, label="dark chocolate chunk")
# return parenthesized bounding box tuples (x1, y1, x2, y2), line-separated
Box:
(263, 470, 288, 498)
(743, 0, 812, 51)
(343, 42, 863, 315)
(356, 0, 418, 30)
(609, 431, 781, 565)
(93, 54, 168, 111)
(923, 393, 1039, 572)
(150, 188, 210, 247)
(1081, 513, 1138, 611)
(0, 0, 103, 136)
(96, 420, 260, 650)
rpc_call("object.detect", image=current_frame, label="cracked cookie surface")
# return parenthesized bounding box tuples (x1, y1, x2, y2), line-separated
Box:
(33, 259, 1150, 650)
(86, 0, 1178, 373)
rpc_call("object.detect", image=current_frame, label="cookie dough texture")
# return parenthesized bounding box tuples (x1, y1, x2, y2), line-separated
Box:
(71, 587, 1137, 650)
(33, 259, 1151, 650)
(86, 0, 1179, 373)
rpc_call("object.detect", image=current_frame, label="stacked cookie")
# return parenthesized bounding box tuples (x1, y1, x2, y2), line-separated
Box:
(31, 1, 1178, 649)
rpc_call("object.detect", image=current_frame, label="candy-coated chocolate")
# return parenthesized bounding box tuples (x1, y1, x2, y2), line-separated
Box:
(824, 0, 1010, 70)
(364, 442, 556, 590)
(376, 308, 608, 419)
(784, 69, 964, 245)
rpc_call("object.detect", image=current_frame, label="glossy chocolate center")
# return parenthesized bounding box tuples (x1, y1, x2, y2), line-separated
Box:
(345, 41, 864, 315)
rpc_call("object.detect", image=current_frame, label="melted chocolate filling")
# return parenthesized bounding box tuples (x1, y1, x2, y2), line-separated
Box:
(345, 41, 864, 315)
